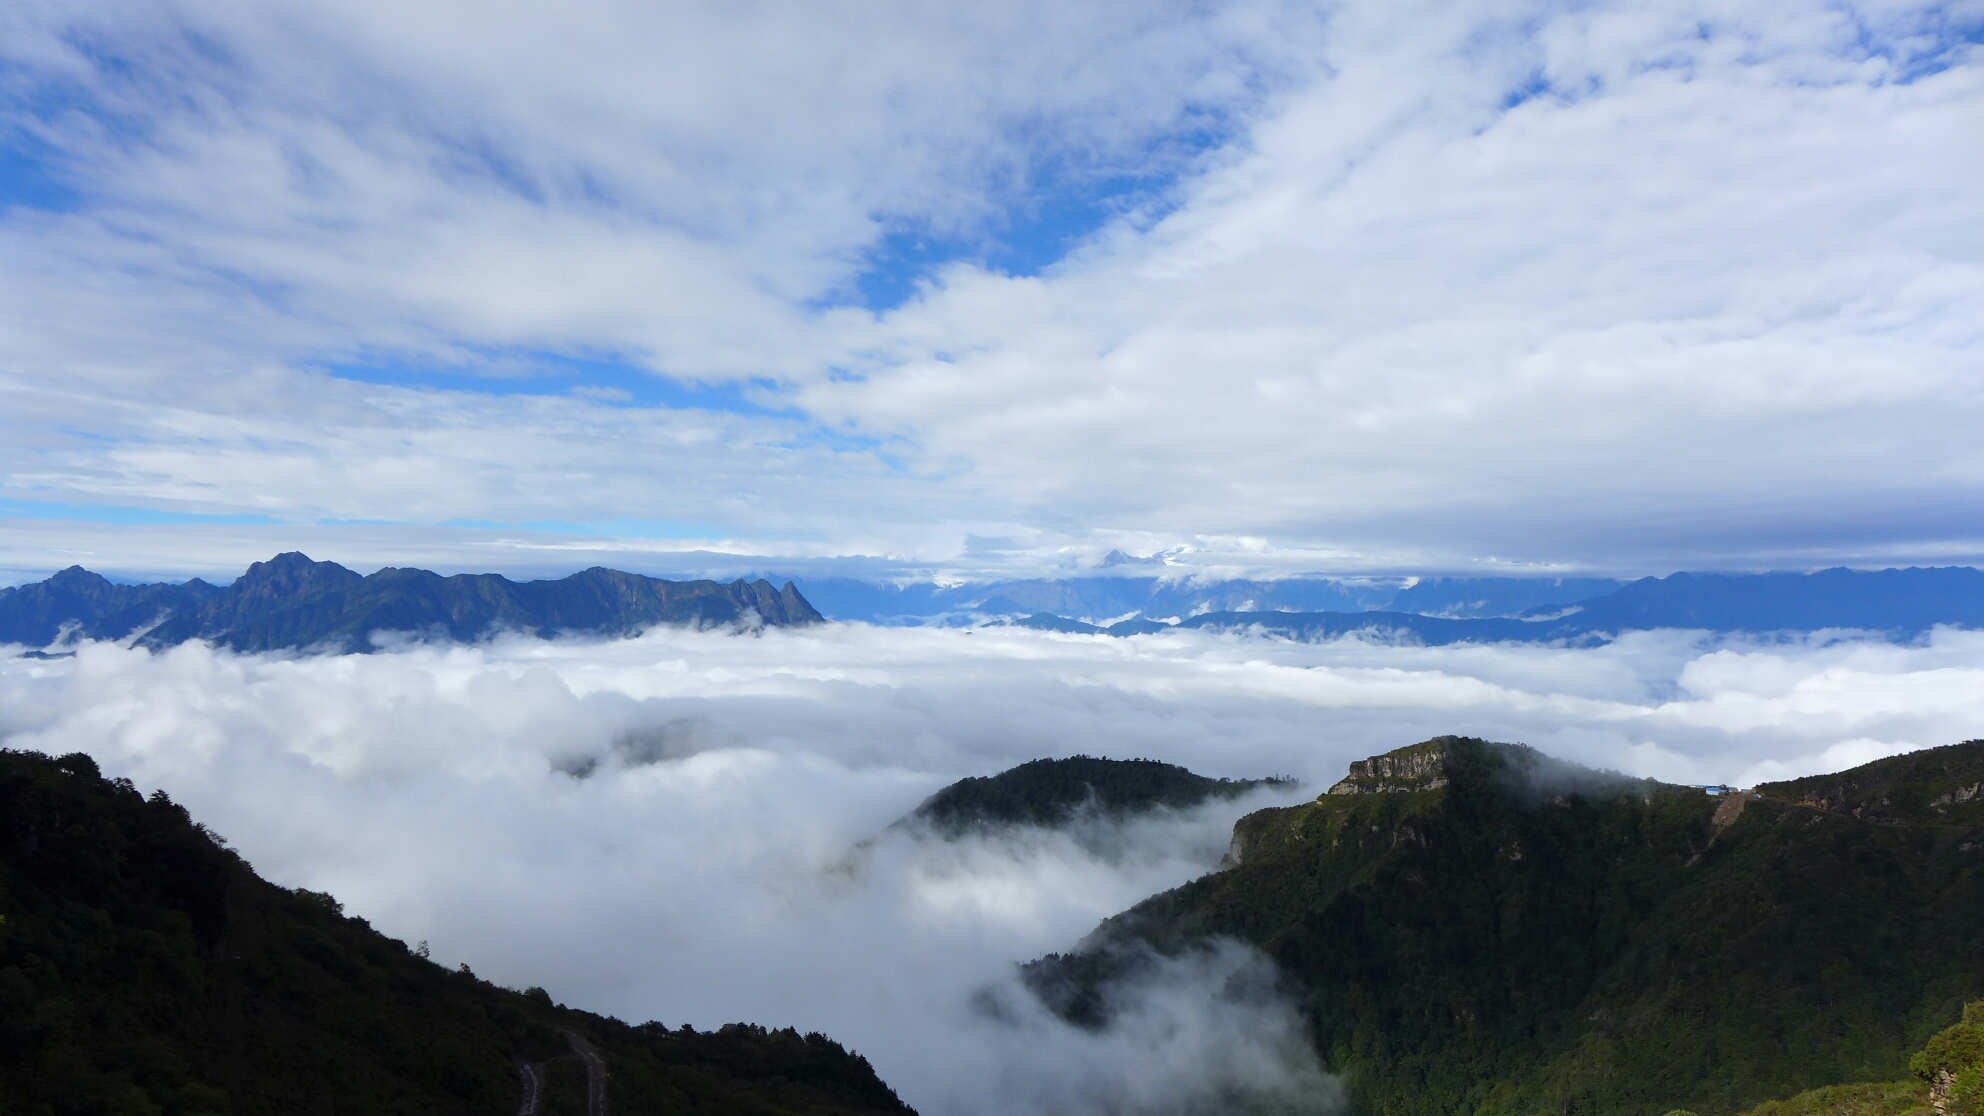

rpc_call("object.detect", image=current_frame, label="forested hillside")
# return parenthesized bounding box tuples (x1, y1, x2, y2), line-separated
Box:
(0, 749, 910, 1116)
(1026, 737, 1984, 1116)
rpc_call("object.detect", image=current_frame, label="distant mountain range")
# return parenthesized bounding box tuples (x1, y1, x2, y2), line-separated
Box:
(780, 573, 1625, 625)
(0, 552, 823, 653)
(9, 559, 1984, 653)
(1011, 566, 1984, 642)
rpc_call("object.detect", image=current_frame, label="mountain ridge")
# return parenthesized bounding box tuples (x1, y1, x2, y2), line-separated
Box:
(780, 573, 1618, 625)
(17, 562, 1982, 648)
(1024, 736, 1984, 1116)
(0, 747, 913, 1116)
(0, 552, 823, 654)
(1008, 566, 1984, 642)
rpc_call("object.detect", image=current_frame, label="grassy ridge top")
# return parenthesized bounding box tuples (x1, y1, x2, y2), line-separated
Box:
(0, 748, 911, 1116)
(1756, 742, 1984, 826)
(1028, 737, 1984, 1116)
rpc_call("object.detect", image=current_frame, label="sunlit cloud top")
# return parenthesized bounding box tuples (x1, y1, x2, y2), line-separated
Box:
(1, 0, 1979, 580)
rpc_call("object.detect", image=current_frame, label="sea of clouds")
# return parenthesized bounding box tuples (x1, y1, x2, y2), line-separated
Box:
(6, 623, 1984, 1114)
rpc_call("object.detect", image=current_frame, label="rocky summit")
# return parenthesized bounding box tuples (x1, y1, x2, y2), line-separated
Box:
(1324, 740, 1450, 794)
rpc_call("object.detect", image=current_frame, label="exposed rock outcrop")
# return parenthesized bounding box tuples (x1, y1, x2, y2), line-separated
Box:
(1327, 742, 1449, 795)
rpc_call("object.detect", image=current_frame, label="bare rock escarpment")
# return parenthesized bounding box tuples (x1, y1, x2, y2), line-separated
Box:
(1327, 742, 1449, 795)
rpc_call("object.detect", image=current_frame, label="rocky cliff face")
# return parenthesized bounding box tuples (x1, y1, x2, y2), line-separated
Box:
(1325, 740, 1449, 794)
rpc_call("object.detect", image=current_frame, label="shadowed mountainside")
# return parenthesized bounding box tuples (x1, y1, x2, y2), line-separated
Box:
(1024, 737, 1984, 1116)
(0, 748, 913, 1116)
(0, 553, 823, 653)
(1726, 996, 1984, 1116)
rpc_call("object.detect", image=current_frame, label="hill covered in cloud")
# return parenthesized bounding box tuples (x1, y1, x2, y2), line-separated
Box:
(901, 755, 1296, 837)
(0, 552, 822, 653)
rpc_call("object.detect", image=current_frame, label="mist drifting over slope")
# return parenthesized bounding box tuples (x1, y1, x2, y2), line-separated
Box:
(5, 623, 1984, 1114)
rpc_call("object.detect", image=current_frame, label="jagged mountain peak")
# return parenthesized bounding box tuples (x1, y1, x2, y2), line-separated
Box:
(3, 555, 824, 653)
(36, 565, 125, 598)
(232, 551, 362, 592)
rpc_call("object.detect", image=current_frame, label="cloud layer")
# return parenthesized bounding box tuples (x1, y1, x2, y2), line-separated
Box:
(1, 0, 1978, 574)
(5, 624, 1983, 1111)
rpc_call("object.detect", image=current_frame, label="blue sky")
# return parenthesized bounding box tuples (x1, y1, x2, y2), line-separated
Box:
(848, 154, 1210, 312)
(316, 348, 794, 415)
(0, 0, 1979, 584)
(0, 141, 81, 212)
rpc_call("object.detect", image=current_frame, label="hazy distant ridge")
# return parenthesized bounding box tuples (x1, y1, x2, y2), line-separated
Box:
(785, 573, 1621, 625)
(1016, 566, 1984, 641)
(14, 560, 1980, 652)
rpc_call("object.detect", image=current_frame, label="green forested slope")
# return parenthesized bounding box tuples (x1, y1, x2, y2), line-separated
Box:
(1732, 997, 1984, 1116)
(1027, 737, 1984, 1116)
(0, 749, 911, 1116)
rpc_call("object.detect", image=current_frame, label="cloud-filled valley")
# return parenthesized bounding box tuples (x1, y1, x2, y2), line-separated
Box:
(4, 0, 1981, 1110)
(6, 623, 1983, 1113)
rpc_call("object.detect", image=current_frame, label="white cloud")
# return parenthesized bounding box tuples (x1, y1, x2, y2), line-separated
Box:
(0, 0, 1316, 370)
(0, 0, 1978, 572)
(4, 624, 1982, 1111)
(805, 0, 1984, 565)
